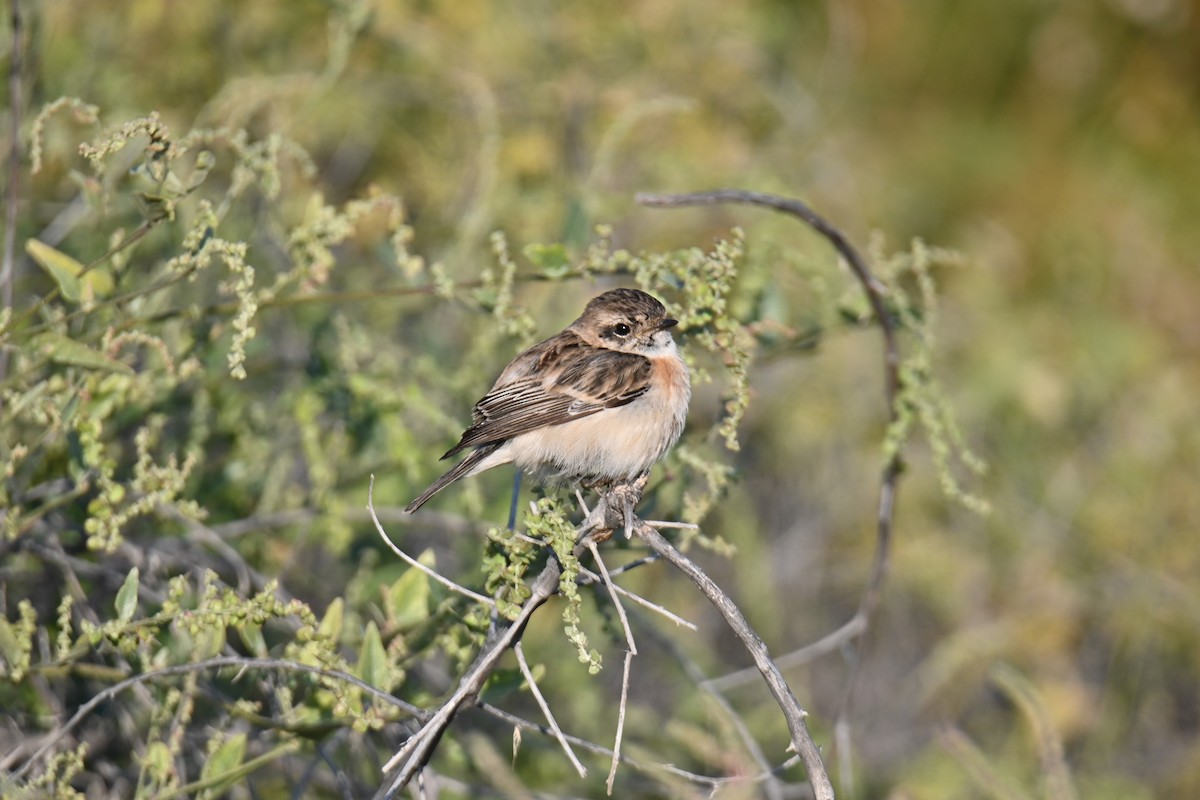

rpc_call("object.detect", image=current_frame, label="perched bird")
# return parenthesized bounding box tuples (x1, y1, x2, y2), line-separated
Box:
(405, 288, 690, 513)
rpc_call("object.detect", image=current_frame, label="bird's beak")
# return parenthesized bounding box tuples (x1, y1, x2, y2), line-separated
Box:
(657, 318, 679, 331)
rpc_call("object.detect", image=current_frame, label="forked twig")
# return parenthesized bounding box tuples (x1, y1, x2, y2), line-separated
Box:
(373, 498, 617, 799)
(373, 560, 560, 799)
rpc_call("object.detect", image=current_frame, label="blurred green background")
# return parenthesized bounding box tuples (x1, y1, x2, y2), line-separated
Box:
(3, 0, 1199, 797)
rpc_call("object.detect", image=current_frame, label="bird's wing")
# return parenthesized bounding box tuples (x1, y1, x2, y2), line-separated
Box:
(442, 344, 651, 458)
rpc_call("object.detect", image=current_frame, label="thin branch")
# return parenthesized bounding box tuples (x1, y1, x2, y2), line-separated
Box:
(633, 520, 834, 800)
(607, 651, 634, 796)
(631, 606, 785, 800)
(704, 610, 868, 691)
(586, 542, 637, 658)
(636, 189, 897, 404)
(585, 541, 636, 794)
(478, 701, 797, 792)
(577, 565, 698, 631)
(513, 642, 587, 779)
(369, 474, 495, 608)
(601, 553, 661, 578)
(643, 519, 700, 530)
(11, 655, 427, 782)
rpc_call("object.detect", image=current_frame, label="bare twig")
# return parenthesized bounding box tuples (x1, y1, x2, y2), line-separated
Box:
(513, 642, 587, 778)
(607, 650, 634, 796)
(577, 565, 697, 631)
(704, 609, 868, 691)
(585, 541, 636, 794)
(585, 542, 637, 658)
(369, 474, 495, 608)
(600, 553, 661, 578)
(479, 701, 797, 792)
(642, 519, 700, 531)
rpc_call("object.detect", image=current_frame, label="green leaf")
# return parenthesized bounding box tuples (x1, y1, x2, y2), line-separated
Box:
(385, 559, 431, 629)
(188, 150, 216, 191)
(317, 597, 344, 643)
(27, 239, 81, 302)
(115, 567, 139, 623)
(26, 238, 114, 300)
(357, 621, 392, 692)
(196, 624, 226, 659)
(0, 620, 22, 677)
(198, 732, 246, 798)
(142, 741, 173, 783)
(31, 332, 134, 374)
(523, 242, 572, 277)
(237, 622, 268, 657)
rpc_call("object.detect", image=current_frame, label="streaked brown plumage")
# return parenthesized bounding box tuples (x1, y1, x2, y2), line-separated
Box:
(405, 288, 690, 512)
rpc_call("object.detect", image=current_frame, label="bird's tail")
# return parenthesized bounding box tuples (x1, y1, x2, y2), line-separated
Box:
(405, 443, 504, 513)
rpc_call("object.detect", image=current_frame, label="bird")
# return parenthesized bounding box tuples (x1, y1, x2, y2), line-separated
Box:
(405, 287, 691, 514)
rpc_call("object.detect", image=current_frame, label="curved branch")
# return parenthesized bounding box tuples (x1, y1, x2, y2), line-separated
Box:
(638, 187, 909, 790)
(636, 189, 899, 408)
(636, 187, 902, 639)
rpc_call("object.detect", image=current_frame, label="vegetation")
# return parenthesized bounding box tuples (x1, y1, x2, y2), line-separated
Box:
(2, 1, 1197, 798)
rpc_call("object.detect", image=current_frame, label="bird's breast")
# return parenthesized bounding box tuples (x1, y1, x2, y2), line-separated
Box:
(507, 352, 690, 482)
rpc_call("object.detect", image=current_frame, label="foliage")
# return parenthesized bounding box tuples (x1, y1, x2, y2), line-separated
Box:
(2, 1, 1198, 798)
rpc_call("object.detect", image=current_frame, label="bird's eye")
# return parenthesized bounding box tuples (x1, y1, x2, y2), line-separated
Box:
(612, 323, 632, 337)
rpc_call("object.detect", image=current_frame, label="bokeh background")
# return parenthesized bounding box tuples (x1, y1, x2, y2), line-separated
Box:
(3, 0, 1198, 797)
